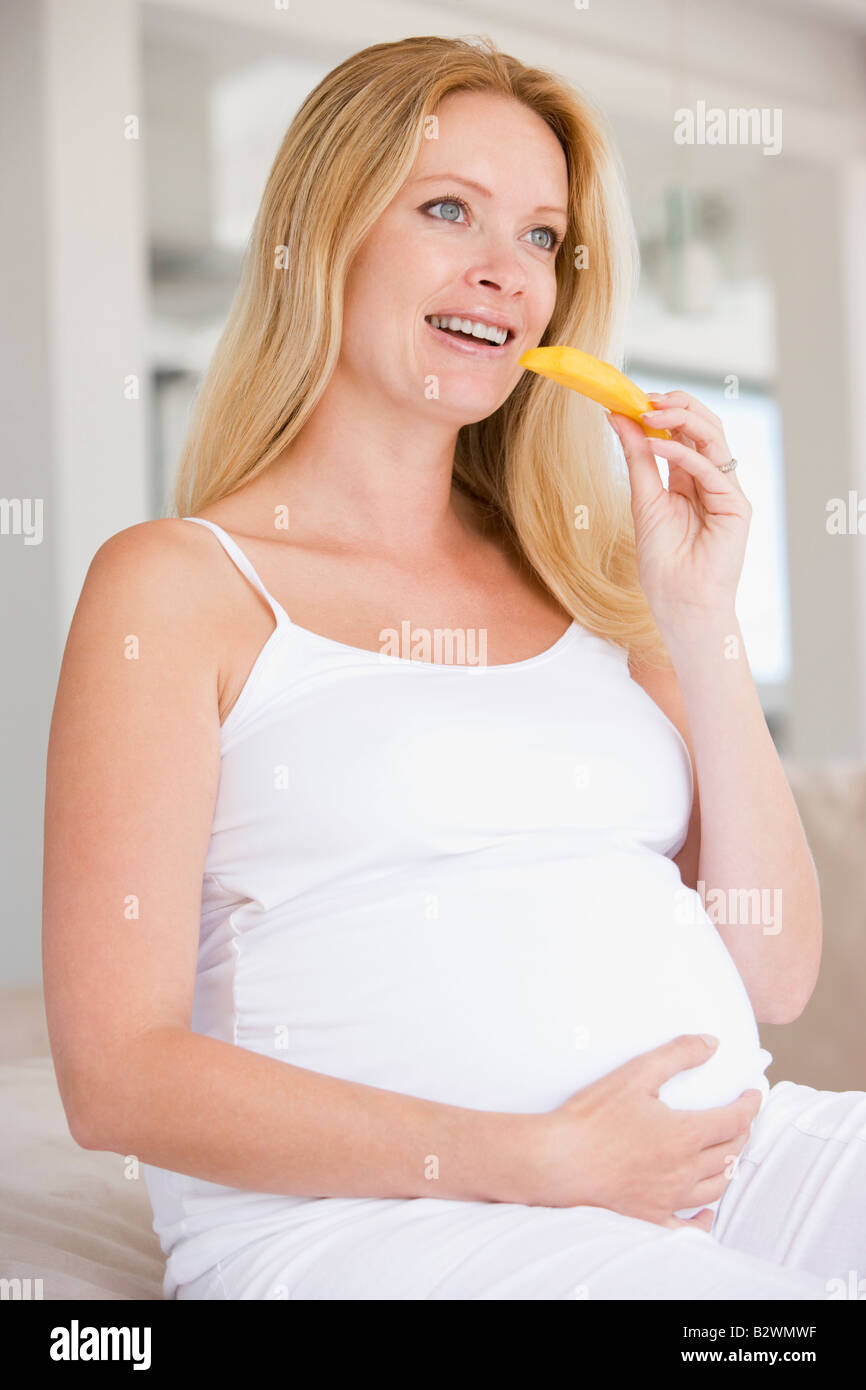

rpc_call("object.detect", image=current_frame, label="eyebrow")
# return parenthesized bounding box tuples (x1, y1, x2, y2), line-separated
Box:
(411, 173, 568, 218)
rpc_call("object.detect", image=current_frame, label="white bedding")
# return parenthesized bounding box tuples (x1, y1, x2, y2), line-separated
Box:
(0, 1054, 162, 1300)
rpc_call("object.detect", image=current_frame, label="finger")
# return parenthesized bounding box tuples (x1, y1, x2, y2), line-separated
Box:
(644, 405, 747, 501)
(665, 459, 702, 510)
(608, 412, 666, 514)
(687, 1207, 716, 1233)
(661, 1208, 715, 1233)
(694, 1090, 764, 1148)
(637, 1032, 722, 1094)
(647, 390, 722, 432)
(697, 1132, 750, 1179)
(643, 410, 746, 503)
(640, 406, 727, 463)
(689, 1173, 735, 1206)
(647, 437, 749, 515)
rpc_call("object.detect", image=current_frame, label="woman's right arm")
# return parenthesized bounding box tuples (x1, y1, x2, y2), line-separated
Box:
(41, 520, 531, 1205)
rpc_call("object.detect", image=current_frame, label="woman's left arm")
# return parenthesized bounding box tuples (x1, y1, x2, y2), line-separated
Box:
(611, 393, 822, 1027)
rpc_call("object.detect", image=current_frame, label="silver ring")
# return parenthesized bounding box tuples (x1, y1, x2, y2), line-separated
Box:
(717, 457, 737, 473)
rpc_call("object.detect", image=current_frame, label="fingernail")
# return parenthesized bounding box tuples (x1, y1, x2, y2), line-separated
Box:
(640, 410, 660, 420)
(700, 1033, 719, 1049)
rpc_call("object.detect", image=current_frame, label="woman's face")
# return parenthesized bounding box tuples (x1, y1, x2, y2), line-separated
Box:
(340, 89, 570, 428)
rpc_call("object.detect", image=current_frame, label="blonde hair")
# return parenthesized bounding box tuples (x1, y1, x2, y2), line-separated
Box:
(171, 34, 669, 667)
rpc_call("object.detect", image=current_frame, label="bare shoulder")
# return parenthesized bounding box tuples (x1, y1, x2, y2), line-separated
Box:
(55, 517, 231, 714)
(84, 516, 216, 602)
(72, 517, 234, 646)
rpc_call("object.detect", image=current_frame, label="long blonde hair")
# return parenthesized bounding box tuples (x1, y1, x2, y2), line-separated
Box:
(171, 33, 669, 667)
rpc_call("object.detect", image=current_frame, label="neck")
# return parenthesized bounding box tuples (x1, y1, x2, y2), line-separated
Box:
(250, 371, 495, 560)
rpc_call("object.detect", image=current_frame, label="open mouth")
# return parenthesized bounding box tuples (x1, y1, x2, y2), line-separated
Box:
(424, 314, 513, 348)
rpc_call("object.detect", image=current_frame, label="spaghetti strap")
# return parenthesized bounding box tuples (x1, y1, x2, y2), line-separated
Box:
(180, 516, 290, 628)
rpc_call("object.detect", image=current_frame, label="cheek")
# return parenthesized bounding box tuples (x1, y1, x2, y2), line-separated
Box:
(343, 246, 381, 317)
(347, 237, 423, 324)
(533, 269, 560, 330)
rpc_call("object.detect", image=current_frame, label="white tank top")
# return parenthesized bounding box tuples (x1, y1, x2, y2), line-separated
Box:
(143, 515, 772, 1286)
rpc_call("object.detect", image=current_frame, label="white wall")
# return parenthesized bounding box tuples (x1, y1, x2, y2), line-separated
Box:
(1, 2, 60, 989)
(1, 0, 148, 985)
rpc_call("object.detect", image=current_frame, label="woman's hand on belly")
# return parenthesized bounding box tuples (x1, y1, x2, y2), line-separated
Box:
(521, 1033, 764, 1228)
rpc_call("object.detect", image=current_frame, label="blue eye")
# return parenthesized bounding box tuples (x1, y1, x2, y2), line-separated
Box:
(423, 196, 467, 223)
(420, 193, 563, 252)
(529, 227, 556, 251)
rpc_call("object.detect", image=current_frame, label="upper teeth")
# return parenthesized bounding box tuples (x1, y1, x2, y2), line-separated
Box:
(428, 315, 508, 345)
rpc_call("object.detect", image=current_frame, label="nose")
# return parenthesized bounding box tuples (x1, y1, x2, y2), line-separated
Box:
(464, 230, 529, 299)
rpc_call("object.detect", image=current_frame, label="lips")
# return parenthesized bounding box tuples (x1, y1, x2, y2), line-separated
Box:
(425, 312, 516, 341)
(425, 315, 514, 355)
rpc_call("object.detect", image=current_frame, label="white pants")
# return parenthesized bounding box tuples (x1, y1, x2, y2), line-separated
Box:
(176, 1080, 866, 1299)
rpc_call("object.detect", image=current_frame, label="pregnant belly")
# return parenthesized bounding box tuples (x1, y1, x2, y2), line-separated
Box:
(229, 843, 772, 1118)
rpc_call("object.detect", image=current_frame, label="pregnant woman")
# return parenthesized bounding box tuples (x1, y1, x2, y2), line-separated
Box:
(43, 36, 864, 1300)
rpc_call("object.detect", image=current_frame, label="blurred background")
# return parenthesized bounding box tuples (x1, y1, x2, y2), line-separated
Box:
(2, 0, 865, 1088)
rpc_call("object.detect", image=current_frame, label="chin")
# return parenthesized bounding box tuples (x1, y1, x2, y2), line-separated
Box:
(414, 387, 509, 426)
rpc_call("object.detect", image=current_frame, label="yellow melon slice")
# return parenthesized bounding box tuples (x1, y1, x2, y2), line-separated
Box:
(519, 346, 672, 440)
